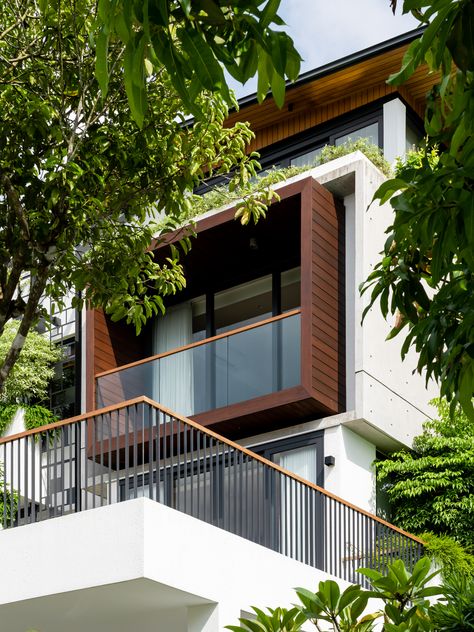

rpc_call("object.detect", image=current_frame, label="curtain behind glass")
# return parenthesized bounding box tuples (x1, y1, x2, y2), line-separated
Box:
(274, 445, 319, 560)
(153, 302, 194, 416)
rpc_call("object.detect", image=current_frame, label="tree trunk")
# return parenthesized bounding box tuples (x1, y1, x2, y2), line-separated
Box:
(0, 267, 49, 395)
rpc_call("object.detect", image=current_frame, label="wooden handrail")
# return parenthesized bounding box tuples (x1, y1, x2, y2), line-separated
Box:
(0, 396, 150, 445)
(95, 308, 301, 379)
(0, 393, 424, 545)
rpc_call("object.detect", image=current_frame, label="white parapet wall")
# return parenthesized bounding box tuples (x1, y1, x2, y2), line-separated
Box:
(0, 498, 350, 632)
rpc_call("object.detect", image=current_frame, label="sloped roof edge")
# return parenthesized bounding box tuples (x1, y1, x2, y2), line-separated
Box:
(236, 26, 425, 110)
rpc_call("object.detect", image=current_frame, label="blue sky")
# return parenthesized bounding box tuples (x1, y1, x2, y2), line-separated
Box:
(230, 0, 419, 98)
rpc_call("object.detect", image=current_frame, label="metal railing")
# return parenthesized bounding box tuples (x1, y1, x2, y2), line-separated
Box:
(0, 397, 423, 584)
(96, 310, 301, 411)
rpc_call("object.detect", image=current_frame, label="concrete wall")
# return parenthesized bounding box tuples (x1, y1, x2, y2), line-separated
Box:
(312, 153, 437, 447)
(383, 98, 407, 164)
(0, 498, 350, 632)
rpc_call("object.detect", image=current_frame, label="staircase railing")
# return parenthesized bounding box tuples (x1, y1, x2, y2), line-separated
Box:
(0, 396, 423, 585)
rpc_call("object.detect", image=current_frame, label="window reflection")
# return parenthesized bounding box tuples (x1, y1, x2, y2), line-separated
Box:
(335, 122, 378, 146)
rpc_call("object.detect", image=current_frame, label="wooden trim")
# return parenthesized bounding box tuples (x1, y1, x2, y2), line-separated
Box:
(299, 178, 314, 392)
(192, 385, 311, 427)
(85, 308, 95, 412)
(151, 177, 311, 252)
(0, 393, 423, 544)
(0, 396, 150, 444)
(95, 308, 301, 379)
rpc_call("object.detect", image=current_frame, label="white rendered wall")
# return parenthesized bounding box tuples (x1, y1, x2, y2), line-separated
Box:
(383, 98, 407, 164)
(324, 425, 376, 513)
(0, 498, 350, 632)
(1, 408, 44, 505)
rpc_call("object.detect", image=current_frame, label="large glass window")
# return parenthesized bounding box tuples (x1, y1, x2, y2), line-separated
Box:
(281, 267, 301, 312)
(155, 266, 301, 353)
(191, 295, 206, 342)
(215, 274, 273, 334)
(290, 146, 323, 168)
(335, 122, 379, 146)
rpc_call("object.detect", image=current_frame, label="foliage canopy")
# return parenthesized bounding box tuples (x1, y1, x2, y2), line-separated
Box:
(0, 0, 289, 393)
(94, 0, 301, 125)
(375, 400, 474, 551)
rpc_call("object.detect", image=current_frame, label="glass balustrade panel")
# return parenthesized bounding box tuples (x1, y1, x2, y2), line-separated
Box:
(96, 314, 301, 414)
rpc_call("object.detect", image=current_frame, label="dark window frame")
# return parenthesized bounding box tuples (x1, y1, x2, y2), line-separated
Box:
(260, 106, 384, 170)
(251, 430, 325, 488)
(194, 265, 300, 339)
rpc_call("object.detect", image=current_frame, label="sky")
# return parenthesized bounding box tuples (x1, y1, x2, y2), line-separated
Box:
(230, 0, 420, 99)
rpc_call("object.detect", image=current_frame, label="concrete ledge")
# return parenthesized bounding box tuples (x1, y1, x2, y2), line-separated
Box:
(0, 498, 345, 631)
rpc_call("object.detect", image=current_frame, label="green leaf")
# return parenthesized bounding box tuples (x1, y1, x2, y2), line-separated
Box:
(270, 70, 285, 109)
(178, 27, 229, 99)
(97, 0, 111, 22)
(123, 41, 146, 128)
(270, 30, 287, 77)
(388, 38, 421, 85)
(179, 0, 192, 17)
(337, 584, 362, 613)
(464, 194, 474, 248)
(257, 49, 270, 103)
(260, 0, 281, 28)
(374, 178, 409, 205)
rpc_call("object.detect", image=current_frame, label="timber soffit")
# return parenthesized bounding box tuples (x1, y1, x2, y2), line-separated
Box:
(236, 27, 426, 109)
(226, 27, 434, 133)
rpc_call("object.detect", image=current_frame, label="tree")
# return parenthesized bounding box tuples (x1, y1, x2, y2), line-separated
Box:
(94, 0, 301, 126)
(362, 0, 474, 418)
(0, 0, 298, 394)
(0, 321, 61, 435)
(375, 399, 474, 552)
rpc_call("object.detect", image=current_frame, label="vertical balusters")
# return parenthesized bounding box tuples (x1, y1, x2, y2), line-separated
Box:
(176, 418, 181, 512)
(202, 431, 207, 523)
(132, 405, 138, 500)
(155, 408, 160, 504)
(148, 404, 154, 502)
(107, 413, 112, 505)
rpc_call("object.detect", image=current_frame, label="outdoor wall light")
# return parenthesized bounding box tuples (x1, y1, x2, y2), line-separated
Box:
(324, 455, 336, 466)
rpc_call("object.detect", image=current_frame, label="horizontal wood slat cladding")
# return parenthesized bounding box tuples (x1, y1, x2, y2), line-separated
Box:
(301, 180, 345, 413)
(226, 41, 434, 153)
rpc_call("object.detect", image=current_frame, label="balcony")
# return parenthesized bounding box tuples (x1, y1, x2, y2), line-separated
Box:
(96, 311, 305, 434)
(0, 398, 423, 586)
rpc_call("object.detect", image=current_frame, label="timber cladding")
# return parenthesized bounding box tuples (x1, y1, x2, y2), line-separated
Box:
(86, 309, 147, 411)
(225, 42, 434, 155)
(88, 176, 346, 426)
(300, 178, 345, 415)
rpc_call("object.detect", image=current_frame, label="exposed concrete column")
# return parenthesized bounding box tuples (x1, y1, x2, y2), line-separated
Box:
(383, 98, 406, 164)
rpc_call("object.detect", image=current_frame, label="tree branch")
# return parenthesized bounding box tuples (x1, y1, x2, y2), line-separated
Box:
(0, 172, 30, 243)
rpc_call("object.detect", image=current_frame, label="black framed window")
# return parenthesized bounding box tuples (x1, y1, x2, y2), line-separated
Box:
(257, 104, 384, 172)
(181, 266, 301, 343)
(253, 431, 324, 488)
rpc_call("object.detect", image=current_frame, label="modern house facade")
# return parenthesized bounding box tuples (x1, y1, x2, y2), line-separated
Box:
(0, 28, 435, 632)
